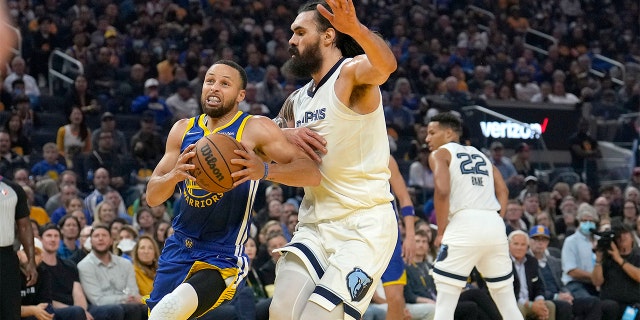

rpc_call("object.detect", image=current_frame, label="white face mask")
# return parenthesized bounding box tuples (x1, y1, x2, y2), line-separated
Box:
(10, 9, 19, 17)
(83, 237, 92, 251)
(243, 24, 254, 33)
(264, 24, 274, 33)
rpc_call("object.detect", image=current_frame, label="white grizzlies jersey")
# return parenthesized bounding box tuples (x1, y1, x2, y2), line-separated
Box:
(441, 142, 501, 216)
(290, 58, 393, 223)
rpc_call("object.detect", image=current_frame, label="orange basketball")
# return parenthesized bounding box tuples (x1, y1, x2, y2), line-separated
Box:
(190, 133, 245, 193)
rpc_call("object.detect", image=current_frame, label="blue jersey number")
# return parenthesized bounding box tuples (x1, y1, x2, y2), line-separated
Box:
(457, 153, 489, 175)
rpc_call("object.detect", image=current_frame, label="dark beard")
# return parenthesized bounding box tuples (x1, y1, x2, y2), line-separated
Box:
(284, 40, 322, 79)
(202, 98, 236, 118)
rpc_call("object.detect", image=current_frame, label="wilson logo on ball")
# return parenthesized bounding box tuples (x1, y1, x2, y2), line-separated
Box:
(200, 143, 224, 181)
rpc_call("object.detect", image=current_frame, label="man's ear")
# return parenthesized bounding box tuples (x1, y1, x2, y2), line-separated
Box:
(324, 27, 336, 45)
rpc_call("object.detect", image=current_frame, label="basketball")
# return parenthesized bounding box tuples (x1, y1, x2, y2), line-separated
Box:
(190, 133, 245, 193)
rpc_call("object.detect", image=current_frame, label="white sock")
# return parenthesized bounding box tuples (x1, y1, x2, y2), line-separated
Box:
(433, 281, 462, 320)
(488, 284, 524, 320)
(148, 283, 199, 320)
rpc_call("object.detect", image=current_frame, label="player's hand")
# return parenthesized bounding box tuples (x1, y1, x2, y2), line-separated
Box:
(284, 127, 326, 164)
(318, 0, 362, 37)
(23, 261, 38, 286)
(231, 143, 268, 186)
(434, 234, 443, 248)
(402, 233, 415, 264)
(172, 144, 196, 182)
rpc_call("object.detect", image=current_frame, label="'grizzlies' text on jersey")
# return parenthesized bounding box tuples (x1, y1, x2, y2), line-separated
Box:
(289, 58, 393, 223)
(441, 142, 500, 216)
(174, 112, 259, 249)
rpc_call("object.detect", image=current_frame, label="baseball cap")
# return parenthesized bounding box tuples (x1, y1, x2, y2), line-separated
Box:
(141, 110, 155, 122)
(144, 78, 159, 89)
(490, 141, 504, 150)
(529, 225, 550, 239)
(20, 237, 43, 252)
(101, 112, 115, 121)
(524, 176, 538, 184)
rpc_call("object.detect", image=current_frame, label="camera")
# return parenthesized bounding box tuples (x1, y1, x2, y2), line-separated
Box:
(592, 229, 615, 252)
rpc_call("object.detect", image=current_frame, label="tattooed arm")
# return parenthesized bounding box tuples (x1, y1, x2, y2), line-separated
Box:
(273, 90, 298, 129)
(274, 89, 327, 163)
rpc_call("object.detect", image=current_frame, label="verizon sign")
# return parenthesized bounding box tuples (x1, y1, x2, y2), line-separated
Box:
(479, 118, 548, 140)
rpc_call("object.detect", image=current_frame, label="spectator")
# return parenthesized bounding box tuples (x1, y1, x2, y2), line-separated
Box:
(488, 141, 521, 189)
(45, 171, 81, 215)
(514, 70, 540, 102)
(408, 145, 434, 203)
(64, 74, 100, 116)
(113, 64, 147, 112)
(131, 80, 172, 130)
(3, 112, 32, 156)
(508, 230, 570, 320)
(27, 16, 59, 87)
(22, 185, 49, 226)
(132, 234, 160, 297)
(592, 223, 640, 320)
(561, 203, 599, 299)
(84, 47, 118, 110)
(256, 65, 285, 115)
(130, 111, 165, 166)
(549, 81, 580, 104)
(569, 119, 602, 192)
(528, 225, 602, 320)
(238, 82, 269, 116)
(77, 226, 147, 319)
(56, 214, 86, 263)
(384, 92, 415, 137)
(258, 232, 287, 288)
(56, 106, 91, 169)
(51, 194, 84, 226)
(511, 143, 535, 177)
(165, 80, 199, 122)
(531, 82, 553, 103)
(12, 94, 38, 137)
(30, 142, 66, 198)
(505, 199, 528, 235)
(239, 236, 271, 320)
(90, 112, 128, 156)
(0, 131, 28, 178)
(156, 44, 180, 86)
(83, 130, 132, 203)
(18, 236, 87, 320)
(3, 56, 40, 107)
(39, 223, 125, 320)
(84, 168, 127, 220)
(622, 200, 639, 230)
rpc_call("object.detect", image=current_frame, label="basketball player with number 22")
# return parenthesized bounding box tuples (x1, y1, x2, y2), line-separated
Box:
(144, 60, 320, 320)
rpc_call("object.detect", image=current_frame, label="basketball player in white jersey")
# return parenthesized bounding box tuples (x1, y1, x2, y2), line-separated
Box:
(269, 1, 398, 319)
(426, 112, 523, 320)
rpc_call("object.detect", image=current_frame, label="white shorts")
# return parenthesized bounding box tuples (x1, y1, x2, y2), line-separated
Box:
(276, 203, 397, 320)
(432, 209, 513, 288)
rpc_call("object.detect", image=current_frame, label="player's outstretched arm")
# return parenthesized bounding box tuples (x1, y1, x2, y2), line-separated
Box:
(147, 119, 195, 207)
(429, 148, 451, 247)
(318, 0, 396, 85)
(389, 156, 415, 264)
(231, 116, 321, 187)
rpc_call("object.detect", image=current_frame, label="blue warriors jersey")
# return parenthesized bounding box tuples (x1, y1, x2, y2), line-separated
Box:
(174, 111, 259, 250)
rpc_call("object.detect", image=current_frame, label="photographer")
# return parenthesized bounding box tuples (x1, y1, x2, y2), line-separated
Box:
(592, 223, 640, 320)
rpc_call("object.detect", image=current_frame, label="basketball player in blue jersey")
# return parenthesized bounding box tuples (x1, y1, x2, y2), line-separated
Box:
(426, 112, 523, 320)
(144, 60, 320, 320)
(269, 1, 398, 319)
(381, 156, 416, 320)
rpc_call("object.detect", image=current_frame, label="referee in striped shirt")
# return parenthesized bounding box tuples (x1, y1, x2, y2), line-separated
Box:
(0, 176, 37, 319)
